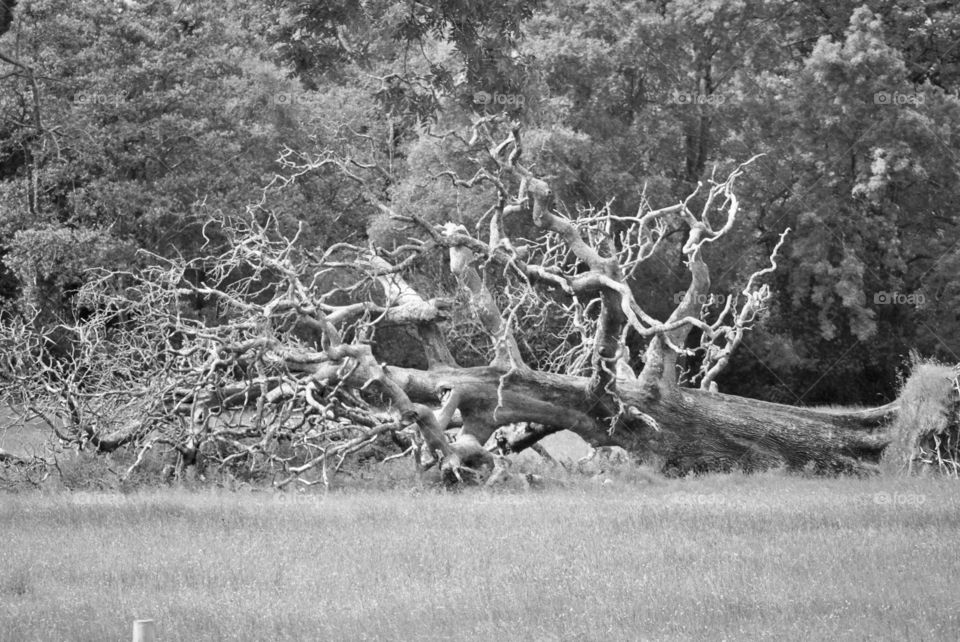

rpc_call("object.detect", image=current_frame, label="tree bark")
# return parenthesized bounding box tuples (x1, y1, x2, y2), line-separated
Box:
(328, 361, 896, 475)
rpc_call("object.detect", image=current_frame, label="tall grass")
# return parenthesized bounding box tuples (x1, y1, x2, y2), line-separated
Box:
(2, 475, 959, 641)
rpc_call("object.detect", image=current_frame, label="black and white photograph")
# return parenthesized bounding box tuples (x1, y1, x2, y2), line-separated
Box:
(1, 0, 959, 639)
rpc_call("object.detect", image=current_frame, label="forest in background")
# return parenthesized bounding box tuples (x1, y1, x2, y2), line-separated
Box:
(2, 0, 959, 406)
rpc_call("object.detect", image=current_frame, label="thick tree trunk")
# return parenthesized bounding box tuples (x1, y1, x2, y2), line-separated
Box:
(643, 388, 894, 474)
(381, 364, 896, 475)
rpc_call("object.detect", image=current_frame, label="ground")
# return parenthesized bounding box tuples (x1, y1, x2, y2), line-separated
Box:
(0, 417, 47, 460)
(1, 474, 958, 641)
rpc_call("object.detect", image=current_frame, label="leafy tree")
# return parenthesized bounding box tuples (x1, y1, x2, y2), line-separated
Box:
(0, 0, 374, 321)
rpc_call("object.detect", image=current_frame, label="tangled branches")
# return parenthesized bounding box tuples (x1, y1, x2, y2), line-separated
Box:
(0, 118, 795, 486)
(0, 213, 458, 487)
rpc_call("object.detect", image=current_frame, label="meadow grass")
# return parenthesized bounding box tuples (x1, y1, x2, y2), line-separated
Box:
(1, 474, 959, 641)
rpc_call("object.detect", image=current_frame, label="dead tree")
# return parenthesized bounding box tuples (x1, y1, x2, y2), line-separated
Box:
(0, 119, 932, 485)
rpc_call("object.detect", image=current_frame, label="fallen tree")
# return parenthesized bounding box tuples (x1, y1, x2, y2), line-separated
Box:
(1, 119, 957, 485)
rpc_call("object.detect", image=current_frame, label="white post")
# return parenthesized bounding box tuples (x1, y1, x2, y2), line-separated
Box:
(132, 619, 156, 642)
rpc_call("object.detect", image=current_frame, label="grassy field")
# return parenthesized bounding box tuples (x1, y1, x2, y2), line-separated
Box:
(1, 474, 958, 641)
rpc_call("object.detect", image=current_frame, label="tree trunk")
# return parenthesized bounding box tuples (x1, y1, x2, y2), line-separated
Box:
(377, 364, 896, 475)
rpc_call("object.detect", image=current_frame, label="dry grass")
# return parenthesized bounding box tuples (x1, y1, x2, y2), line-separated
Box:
(882, 361, 960, 475)
(1, 474, 959, 641)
